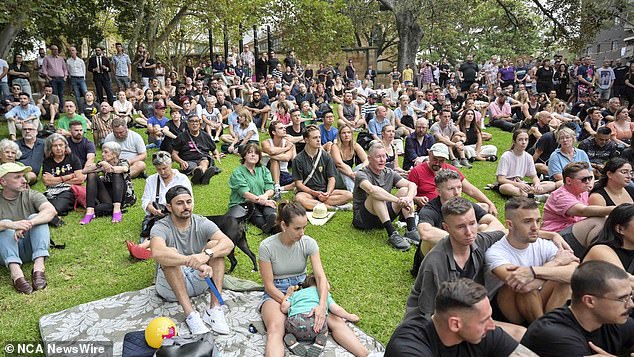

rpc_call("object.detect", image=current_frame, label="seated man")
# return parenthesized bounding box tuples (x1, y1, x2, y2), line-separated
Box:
(488, 91, 515, 132)
(5, 92, 41, 141)
(56, 100, 90, 137)
(150, 185, 234, 335)
(577, 126, 618, 176)
(16, 122, 44, 184)
(429, 109, 470, 168)
(0, 163, 56, 294)
(318, 111, 338, 152)
(402, 118, 434, 171)
(386, 278, 536, 357)
(360, 93, 379, 123)
(521, 261, 634, 357)
(146, 101, 169, 149)
(171, 115, 221, 185)
(103, 117, 147, 179)
(337, 92, 364, 129)
(542, 161, 614, 257)
(367, 106, 391, 142)
(352, 142, 419, 252)
(409, 90, 434, 120)
(292, 124, 352, 210)
(246, 90, 270, 132)
(262, 120, 296, 201)
(415, 170, 505, 268)
(485, 197, 579, 325)
(408, 143, 497, 215)
(67, 120, 96, 170)
(35, 84, 59, 127)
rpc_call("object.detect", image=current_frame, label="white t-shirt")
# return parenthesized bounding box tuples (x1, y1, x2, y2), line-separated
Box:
(235, 122, 259, 142)
(496, 150, 537, 180)
(104, 130, 146, 161)
(0, 59, 8, 83)
(485, 237, 558, 297)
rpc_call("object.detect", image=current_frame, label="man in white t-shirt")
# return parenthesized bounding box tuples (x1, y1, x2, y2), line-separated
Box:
(485, 197, 579, 325)
(103, 117, 147, 178)
(0, 57, 9, 99)
(595, 60, 615, 101)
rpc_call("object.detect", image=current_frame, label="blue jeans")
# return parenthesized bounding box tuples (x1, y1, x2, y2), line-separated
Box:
(11, 78, 32, 96)
(0, 214, 50, 267)
(258, 273, 306, 311)
(70, 77, 87, 100)
(0, 82, 9, 99)
(50, 77, 66, 103)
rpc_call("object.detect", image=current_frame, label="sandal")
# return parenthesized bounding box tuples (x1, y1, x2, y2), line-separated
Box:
(80, 213, 96, 225)
(486, 155, 497, 162)
(306, 333, 327, 357)
(112, 211, 123, 223)
(284, 334, 307, 356)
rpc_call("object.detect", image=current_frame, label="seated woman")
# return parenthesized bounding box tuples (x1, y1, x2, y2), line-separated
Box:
(135, 88, 156, 128)
(380, 125, 407, 177)
(457, 109, 497, 162)
(81, 91, 99, 122)
(0, 139, 37, 185)
(129, 151, 193, 258)
(200, 96, 222, 141)
(113, 91, 134, 124)
(588, 157, 634, 206)
(274, 101, 291, 126)
(606, 107, 634, 148)
(42, 134, 85, 226)
(496, 129, 556, 201)
(583, 204, 634, 284)
(80, 141, 136, 225)
(548, 126, 591, 184)
(330, 124, 368, 191)
(228, 143, 277, 234)
(262, 120, 296, 199)
(259, 201, 368, 357)
(578, 107, 605, 142)
(227, 109, 260, 155)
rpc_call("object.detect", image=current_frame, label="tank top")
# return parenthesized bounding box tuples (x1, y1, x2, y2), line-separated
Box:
(267, 138, 289, 172)
(342, 103, 356, 120)
(334, 86, 344, 97)
(592, 186, 634, 206)
(385, 143, 396, 169)
(340, 145, 361, 168)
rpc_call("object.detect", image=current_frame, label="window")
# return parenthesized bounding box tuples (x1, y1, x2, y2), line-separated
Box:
(615, 16, 621, 25)
(612, 40, 619, 51)
(597, 44, 601, 53)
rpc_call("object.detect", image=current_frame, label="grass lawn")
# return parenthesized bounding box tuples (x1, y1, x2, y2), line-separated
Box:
(0, 118, 513, 347)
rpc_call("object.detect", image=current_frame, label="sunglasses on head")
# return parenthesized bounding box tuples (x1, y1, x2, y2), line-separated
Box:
(152, 152, 171, 161)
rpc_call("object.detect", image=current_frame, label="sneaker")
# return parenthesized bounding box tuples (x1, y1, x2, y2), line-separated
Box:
(203, 306, 230, 335)
(145, 143, 157, 150)
(272, 188, 282, 202)
(336, 203, 353, 211)
(200, 167, 217, 185)
(460, 158, 472, 169)
(388, 231, 411, 251)
(404, 230, 421, 246)
(261, 213, 277, 234)
(186, 311, 211, 335)
(452, 159, 463, 168)
(535, 194, 550, 203)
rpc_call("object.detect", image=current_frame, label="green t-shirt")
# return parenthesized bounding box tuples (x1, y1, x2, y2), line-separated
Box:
(57, 114, 88, 136)
(288, 286, 334, 317)
(228, 165, 274, 208)
(0, 189, 48, 221)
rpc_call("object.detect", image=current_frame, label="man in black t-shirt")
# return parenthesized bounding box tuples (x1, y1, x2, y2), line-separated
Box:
(386, 278, 532, 357)
(246, 91, 270, 132)
(458, 55, 479, 93)
(171, 115, 220, 185)
(521, 261, 634, 357)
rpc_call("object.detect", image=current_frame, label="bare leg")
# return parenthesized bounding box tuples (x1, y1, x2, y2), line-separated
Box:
(324, 189, 352, 206)
(269, 159, 281, 185)
(572, 217, 607, 248)
(542, 281, 571, 312)
(208, 256, 225, 307)
(515, 290, 544, 323)
(295, 192, 321, 210)
(8, 263, 24, 281)
(495, 286, 524, 324)
(129, 161, 147, 178)
(327, 315, 367, 357)
(498, 183, 528, 197)
(161, 265, 194, 315)
(261, 300, 287, 357)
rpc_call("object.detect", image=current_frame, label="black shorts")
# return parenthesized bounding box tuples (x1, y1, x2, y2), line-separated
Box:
(490, 292, 510, 323)
(352, 201, 398, 229)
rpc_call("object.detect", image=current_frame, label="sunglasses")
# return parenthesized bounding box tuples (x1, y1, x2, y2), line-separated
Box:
(577, 175, 594, 183)
(152, 152, 171, 161)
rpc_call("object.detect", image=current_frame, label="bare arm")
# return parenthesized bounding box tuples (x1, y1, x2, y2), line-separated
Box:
(566, 202, 614, 217)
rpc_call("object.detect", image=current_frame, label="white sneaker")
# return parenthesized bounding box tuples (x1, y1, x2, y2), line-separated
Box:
(336, 203, 353, 211)
(203, 306, 230, 335)
(186, 311, 211, 335)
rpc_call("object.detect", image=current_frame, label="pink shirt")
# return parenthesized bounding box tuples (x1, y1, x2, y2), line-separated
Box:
(42, 55, 68, 78)
(488, 101, 511, 119)
(542, 186, 588, 232)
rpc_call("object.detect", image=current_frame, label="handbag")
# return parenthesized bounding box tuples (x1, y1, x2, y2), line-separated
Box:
(140, 175, 166, 238)
(356, 131, 374, 151)
(155, 333, 218, 357)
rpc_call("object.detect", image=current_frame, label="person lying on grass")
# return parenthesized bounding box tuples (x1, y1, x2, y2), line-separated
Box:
(280, 274, 360, 356)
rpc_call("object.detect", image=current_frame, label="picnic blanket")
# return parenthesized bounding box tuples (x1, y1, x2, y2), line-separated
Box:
(39, 275, 385, 356)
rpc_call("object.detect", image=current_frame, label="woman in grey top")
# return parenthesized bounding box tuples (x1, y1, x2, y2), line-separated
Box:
(258, 201, 367, 356)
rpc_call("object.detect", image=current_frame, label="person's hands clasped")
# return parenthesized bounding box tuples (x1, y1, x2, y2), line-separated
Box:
(187, 253, 210, 270)
(309, 304, 327, 333)
(553, 249, 579, 266)
(505, 265, 535, 290)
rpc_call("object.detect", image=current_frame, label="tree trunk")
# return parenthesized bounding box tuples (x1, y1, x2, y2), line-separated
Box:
(395, 12, 423, 71)
(0, 16, 26, 59)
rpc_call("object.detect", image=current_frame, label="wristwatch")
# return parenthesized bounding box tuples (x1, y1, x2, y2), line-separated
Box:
(204, 248, 214, 258)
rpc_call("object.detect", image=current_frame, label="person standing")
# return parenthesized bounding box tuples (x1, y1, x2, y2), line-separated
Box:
(0, 56, 11, 99)
(87, 47, 114, 105)
(112, 43, 132, 92)
(66, 47, 87, 102)
(8, 54, 32, 96)
(40, 45, 68, 104)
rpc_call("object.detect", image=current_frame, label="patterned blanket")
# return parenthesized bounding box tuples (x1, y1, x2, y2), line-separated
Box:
(39, 276, 385, 356)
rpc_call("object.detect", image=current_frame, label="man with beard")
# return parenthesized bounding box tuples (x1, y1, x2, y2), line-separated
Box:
(16, 122, 44, 184)
(150, 185, 234, 335)
(67, 120, 96, 170)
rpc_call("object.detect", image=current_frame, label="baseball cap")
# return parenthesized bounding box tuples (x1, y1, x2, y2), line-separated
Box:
(369, 93, 379, 100)
(429, 143, 450, 160)
(165, 185, 192, 204)
(154, 101, 166, 110)
(232, 98, 243, 105)
(0, 162, 32, 179)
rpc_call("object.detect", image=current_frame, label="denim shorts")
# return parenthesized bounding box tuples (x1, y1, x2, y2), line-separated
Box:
(258, 273, 306, 312)
(155, 266, 208, 302)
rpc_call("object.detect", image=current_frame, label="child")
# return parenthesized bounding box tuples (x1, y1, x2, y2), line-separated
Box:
(280, 274, 360, 356)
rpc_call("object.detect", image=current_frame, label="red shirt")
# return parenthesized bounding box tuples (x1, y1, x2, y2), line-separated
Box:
(407, 162, 464, 200)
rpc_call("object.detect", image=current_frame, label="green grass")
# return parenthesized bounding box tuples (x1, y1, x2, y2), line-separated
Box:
(0, 119, 513, 346)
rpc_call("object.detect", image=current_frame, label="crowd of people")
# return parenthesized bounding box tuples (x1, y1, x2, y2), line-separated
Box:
(1, 44, 634, 356)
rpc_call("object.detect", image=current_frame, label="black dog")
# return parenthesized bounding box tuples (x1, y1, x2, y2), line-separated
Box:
(205, 214, 258, 273)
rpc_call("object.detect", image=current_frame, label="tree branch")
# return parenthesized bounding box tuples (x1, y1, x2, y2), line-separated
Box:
(376, 0, 395, 12)
(529, 0, 569, 36)
(154, 5, 191, 49)
(494, 0, 520, 29)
